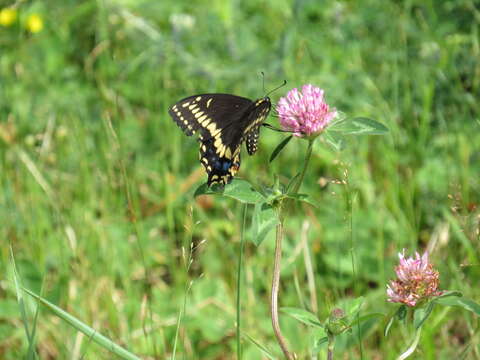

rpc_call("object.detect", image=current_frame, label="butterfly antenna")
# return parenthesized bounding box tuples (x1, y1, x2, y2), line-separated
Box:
(261, 71, 266, 94)
(265, 79, 287, 98)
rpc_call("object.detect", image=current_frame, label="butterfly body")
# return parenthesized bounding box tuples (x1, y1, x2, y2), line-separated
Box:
(169, 93, 271, 186)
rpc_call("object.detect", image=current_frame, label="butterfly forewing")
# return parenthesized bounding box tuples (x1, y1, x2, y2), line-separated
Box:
(169, 94, 251, 137)
(169, 93, 271, 186)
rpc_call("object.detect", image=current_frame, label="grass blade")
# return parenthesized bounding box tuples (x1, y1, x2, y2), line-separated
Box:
(22, 287, 141, 360)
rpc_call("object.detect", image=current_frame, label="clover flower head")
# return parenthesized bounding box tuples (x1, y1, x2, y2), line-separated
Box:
(387, 249, 442, 307)
(276, 84, 337, 137)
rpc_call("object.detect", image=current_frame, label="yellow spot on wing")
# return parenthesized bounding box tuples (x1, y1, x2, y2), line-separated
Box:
(182, 102, 190, 107)
(195, 96, 202, 101)
(194, 111, 204, 118)
(225, 147, 232, 159)
(218, 145, 226, 157)
(207, 98, 213, 108)
(206, 123, 217, 134)
(198, 114, 207, 122)
(189, 104, 197, 110)
(192, 108, 200, 114)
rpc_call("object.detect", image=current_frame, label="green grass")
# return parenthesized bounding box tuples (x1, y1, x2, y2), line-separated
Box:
(1, 0, 479, 358)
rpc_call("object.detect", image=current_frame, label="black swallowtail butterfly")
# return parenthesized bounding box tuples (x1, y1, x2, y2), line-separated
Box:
(169, 94, 271, 186)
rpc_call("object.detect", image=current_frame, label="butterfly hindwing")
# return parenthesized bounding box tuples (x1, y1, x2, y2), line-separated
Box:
(199, 137, 241, 186)
(169, 93, 271, 186)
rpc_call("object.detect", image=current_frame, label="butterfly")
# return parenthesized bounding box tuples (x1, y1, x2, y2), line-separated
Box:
(169, 93, 271, 186)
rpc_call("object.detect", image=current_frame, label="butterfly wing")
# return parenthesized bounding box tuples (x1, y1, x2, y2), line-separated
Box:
(169, 94, 271, 186)
(169, 94, 252, 137)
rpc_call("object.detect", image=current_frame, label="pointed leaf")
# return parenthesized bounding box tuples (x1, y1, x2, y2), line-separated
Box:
(251, 203, 279, 246)
(22, 288, 141, 360)
(384, 315, 395, 337)
(435, 290, 463, 299)
(397, 305, 407, 321)
(345, 297, 365, 318)
(329, 117, 388, 135)
(323, 131, 345, 151)
(413, 302, 435, 329)
(242, 332, 276, 360)
(269, 135, 292, 163)
(349, 313, 384, 327)
(194, 179, 265, 204)
(281, 307, 323, 328)
(385, 306, 406, 337)
(10, 248, 34, 344)
(285, 193, 318, 208)
(285, 173, 300, 193)
(435, 296, 480, 316)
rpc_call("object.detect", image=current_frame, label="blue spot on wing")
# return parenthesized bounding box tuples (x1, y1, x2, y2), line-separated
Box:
(200, 138, 241, 186)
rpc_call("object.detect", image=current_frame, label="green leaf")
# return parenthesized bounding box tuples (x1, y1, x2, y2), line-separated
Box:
(349, 313, 384, 328)
(311, 334, 328, 355)
(22, 288, 142, 360)
(242, 332, 276, 360)
(385, 306, 406, 337)
(284, 193, 318, 208)
(10, 247, 35, 349)
(397, 305, 407, 321)
(281, 307, 324, 328)
(384, 315, 395, 337)
(413, 302, 435, 329)
(345, 297, 365, 318)
(328, 117, 389, 135)
(435, 296, 480, 316)
(323, 130, 345, 151)
(435, 290, 463, 299)
(269, 135, 293, 163)
(251, 203, 279, 246)
(194, 179, 265, 204)
(285, 172, 300, 193)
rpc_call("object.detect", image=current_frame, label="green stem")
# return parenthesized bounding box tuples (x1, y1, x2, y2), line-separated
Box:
(327, 333, 335, 360)
(271, 217, 294, 360)
(397, 327, 422, 360)
(236, 205, 248, 360)
(292, 139, 315, 194)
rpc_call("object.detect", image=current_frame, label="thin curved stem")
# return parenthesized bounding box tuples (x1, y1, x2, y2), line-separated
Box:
(271, 219, 294, 360)
(292, 139, 314, 194)
(236, 204, 248, 360)
(397, 327, 422, 360)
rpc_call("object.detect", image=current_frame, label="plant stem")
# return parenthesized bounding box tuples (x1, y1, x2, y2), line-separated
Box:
(327, 333, 335, 360)
(271, 218, 294, 360)
(292, 139, 314, 194)
(236, 205, 248, 360)
(397, 327, 422, 360)
(270, 139, 315, 359)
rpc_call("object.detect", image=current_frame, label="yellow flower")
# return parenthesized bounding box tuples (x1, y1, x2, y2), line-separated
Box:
(26, 13, 43, 33)
(0, 8, 17, 26)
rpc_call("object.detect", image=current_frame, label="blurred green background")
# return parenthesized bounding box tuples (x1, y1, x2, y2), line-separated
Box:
(1, 0, 479, 358)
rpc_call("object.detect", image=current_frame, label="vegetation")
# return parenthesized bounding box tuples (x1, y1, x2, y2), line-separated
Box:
(1, 0, 479, 358)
